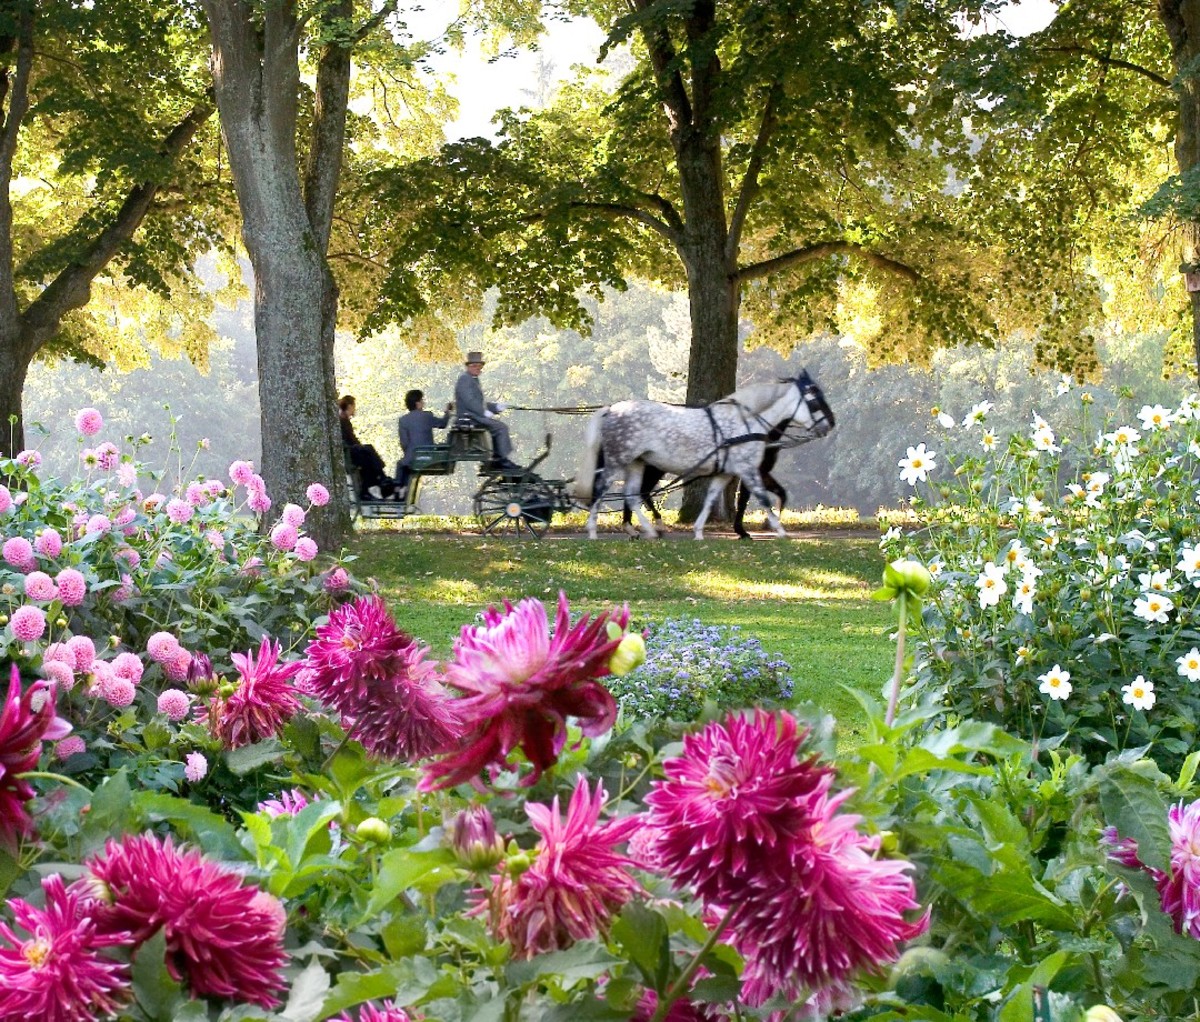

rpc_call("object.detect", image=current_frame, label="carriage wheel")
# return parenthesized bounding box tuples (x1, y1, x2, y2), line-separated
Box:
(473, 479, 552, 539)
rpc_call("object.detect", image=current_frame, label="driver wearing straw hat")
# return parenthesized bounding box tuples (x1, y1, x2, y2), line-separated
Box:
(454, 351, 517, 471)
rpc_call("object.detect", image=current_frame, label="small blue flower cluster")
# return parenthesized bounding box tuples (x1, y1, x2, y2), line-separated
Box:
(608, 617, 793, 722)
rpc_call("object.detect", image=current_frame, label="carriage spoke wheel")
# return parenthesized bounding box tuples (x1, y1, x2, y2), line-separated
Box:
(473, 480, 551, 539)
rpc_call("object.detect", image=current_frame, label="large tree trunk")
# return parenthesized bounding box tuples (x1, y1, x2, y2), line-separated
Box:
(203, 0, 351, 548)
(1160, 0, 1200, 382)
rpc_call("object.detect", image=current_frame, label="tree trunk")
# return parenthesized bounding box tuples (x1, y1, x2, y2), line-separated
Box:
(1160, 0, 1200, 382)
(0, 336, 30, 456)
(202, 0, 351, 548)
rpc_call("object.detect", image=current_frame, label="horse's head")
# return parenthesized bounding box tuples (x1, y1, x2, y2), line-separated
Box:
(783, 370, 835, 438)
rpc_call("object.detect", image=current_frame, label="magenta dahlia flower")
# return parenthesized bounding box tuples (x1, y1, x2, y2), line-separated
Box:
(1105, 798, 1200, 939)
(643, 709, 834, 903)
(727, 786, 928, 1006)
(301, 594, 419, 715)
(334, 1001, 412, 1022)
(423, 593, 627, 789)
(484, 777, 640, 957)
(258, 788, 313, 817)
(82, 833, 288, 1007)
(0, 873, 131, 1022)
(0, 666, 70, 850)
(200, 637, 302, 749)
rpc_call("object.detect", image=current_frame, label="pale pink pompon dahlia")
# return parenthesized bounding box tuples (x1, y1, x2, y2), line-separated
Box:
(0, 873, 131, 1022)
(334, 1001, 412, 1022)
(82, 833, 288, 1007)
(0, 665, 71, 851)
(423, 593, 628, 789)
(483, 776, 640, 958)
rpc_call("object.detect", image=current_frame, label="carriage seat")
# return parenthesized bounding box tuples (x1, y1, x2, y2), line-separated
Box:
(408, 444, 454, 475)
(447, 416, 492, 461)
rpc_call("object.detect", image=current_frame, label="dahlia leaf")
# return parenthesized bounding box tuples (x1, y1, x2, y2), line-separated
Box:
(382, 914, 429, 959)
(320, 963, 426, 1016)
(285, 799, 344, 869)
(1099, 763, 1171, 873)
(135, 791, 244, 860)
(611, 902, 670, 990)
(82, 767, 132, 839)
(358, 847, 458, 924)
(131, 928, 184, 1020)
(504, 941, 623, 986)
(226, 737, 286, 775)
(280, 958, 331, 1022)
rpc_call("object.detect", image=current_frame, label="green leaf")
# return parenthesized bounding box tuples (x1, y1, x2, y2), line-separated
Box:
(85, 768, 132, 838)
(358, 848, 457, 924)
(505, 942, 623, 987)
(132, 929, 182, 1021)
(611, 902, 670, 990)
(1175, 750, 1200, 792)
(286, 799, 343, 871)
(997, 951, 1069, 1022)
(320, 964, 429, 1017)
(135, 791, 244, 860)
(281, 958, 330, 1022)
(225, 738, 286, 775)
(381, 915, 428, 959)
(1099, 762, 1171, 873)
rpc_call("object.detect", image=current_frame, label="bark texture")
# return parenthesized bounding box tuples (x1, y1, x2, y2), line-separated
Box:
(202, 0, 352, 546)
(1160, 0, 1200, 381)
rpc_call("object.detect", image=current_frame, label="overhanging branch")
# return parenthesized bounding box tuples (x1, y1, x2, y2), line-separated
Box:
(727, 86, 779, 263)
(1039, 45, 1171, 90)
(736, 240, 922, 285)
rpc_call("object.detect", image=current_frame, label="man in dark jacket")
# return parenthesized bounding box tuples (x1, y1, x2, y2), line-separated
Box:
(453, 351, 515, 470)
(396, 389, 451, 491)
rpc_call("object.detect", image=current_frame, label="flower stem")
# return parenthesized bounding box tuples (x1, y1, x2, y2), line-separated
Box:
(650, 912, 734, 1022)
(885, 594, 909, 726)
(18, 770, 91, 792)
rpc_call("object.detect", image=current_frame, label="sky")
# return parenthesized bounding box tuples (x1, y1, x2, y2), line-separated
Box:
(417, 1, 1058, 140)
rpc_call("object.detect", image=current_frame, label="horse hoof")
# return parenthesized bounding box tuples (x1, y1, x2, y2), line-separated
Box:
(736, 532, 751, 540)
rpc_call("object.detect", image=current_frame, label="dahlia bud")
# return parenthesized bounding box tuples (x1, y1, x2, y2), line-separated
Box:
(446, 806, 505, 871)
(1085, 1008, 1123, 1022)
(356, 817, 391, 844)
(56, 617, 68, 629)
(608, 632, 646, 677)
(187, 652, 214, 687)
(505, 850, 532, 877)
(874, 559, 932, 606)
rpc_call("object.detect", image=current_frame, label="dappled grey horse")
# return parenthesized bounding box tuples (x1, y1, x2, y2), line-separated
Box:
(570, 372, 834, 540)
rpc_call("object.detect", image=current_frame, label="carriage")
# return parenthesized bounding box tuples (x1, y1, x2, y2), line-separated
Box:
(346, 417, 576, 538)
(346, 372, 834, 540)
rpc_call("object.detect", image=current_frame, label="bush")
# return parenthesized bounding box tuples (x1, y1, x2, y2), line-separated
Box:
(608, 617, 793, 721)
(883, 388, 1200, 763)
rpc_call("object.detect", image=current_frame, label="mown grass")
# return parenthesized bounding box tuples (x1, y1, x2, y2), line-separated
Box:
(347, 531, 893, 744)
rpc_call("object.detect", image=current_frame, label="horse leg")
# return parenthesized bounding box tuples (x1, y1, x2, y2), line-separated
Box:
(625, 463, 658, 538)
(741, 472, 787, 537)
(586, 465, 611, 540)
(733, 480, 752, 540)
(692, 477, 727, 540)
(627, 464, 664, 536)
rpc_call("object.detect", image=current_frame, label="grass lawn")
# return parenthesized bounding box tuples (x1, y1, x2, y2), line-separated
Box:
(347, 531, 893, 744)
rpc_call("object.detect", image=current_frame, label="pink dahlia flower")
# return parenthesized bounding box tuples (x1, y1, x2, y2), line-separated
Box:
(99, 674, 136, 709)
(258, 788, 312, 817)
(727, 786, 928, 1006)
(2, 537, 33, 571)
(307, 482, 330, 506)
(157, 690, 191, 721)
(247, 488, 272, 514)
(74, 407, 103, 436)
(66, 635, 96, 673)
(10, 605, 46, 642)
(34, 529, 62, 559)
(95, 442, 119, 471)
(229, 460, 255, 486)
(0, 486, 11, 514)
(201, 637, 302, 748)
(281, 502, 306, 527)
(111, 652, 143, 684)
(146, 631, 181, 664)
(644, 710, 834, 904)
(184, 482, 207, 506)
(1105, 799, 1200, 939)
(162, 648, 193, 685)
(334, 1001, 412, 1022)
(23, 571, 57, 602)
(324, 566, 350, 591)
(55, 735, 86, 761)
(184, 752, 207, 782)
(294, 537, 318, 562)
(302, 594, 420, 715)
(0, 873, 131, 1021)
(54, 569, 86, 606)
(0, 666, 71, 850)
(483, 777, 640, 957)
(424, 593, 627, 789)
(14, 450, 40, 470)
(82, 833, 288, 1007)
(84, 514, 111, 535)
(42, 661, 74, 690)
(269, 522, 298, 551)
(165, 498, 194, 525)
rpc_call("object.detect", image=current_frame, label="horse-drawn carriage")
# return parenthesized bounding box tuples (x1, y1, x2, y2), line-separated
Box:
(346, 418, 575, 538)
(346, 372, 835, 540)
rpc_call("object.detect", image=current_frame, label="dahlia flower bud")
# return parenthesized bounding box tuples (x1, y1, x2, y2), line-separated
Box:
(187, 653, 214, 688)
(607, 632, 646, 677)
(356, 817, 391, 845)
(879, 559, 932, 600)
(446, 806, 505, 871)
(1085, 1008, 1123, 1022)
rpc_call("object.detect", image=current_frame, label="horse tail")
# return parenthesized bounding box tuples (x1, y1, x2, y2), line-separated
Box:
(570, 407, 608, 501)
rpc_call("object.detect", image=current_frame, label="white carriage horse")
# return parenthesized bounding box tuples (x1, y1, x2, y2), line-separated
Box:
(570, 371, 835, 540)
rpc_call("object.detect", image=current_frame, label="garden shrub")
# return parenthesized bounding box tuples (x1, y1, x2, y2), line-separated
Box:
(884, 389, 1200, 763)
(607, 617, 793, 721)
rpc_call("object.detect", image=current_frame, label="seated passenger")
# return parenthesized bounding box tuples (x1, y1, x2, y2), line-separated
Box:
(339, 394, 395, 500)
(396, 389, 451, 492)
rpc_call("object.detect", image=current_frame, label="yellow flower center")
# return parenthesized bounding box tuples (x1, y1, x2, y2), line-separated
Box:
(22, 938, 51, 969)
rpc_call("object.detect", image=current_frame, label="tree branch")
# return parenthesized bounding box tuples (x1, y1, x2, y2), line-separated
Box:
(20, 95, 216, 353)
(735, 240, 922, 285)
(563, 200, 681, 245)
(1039, 45, 1171, 89)
(0, 7, 33, 185)
(726, 86, 779, 262)
(304, 0, 352, 253)
(630, 0, 692, 132)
